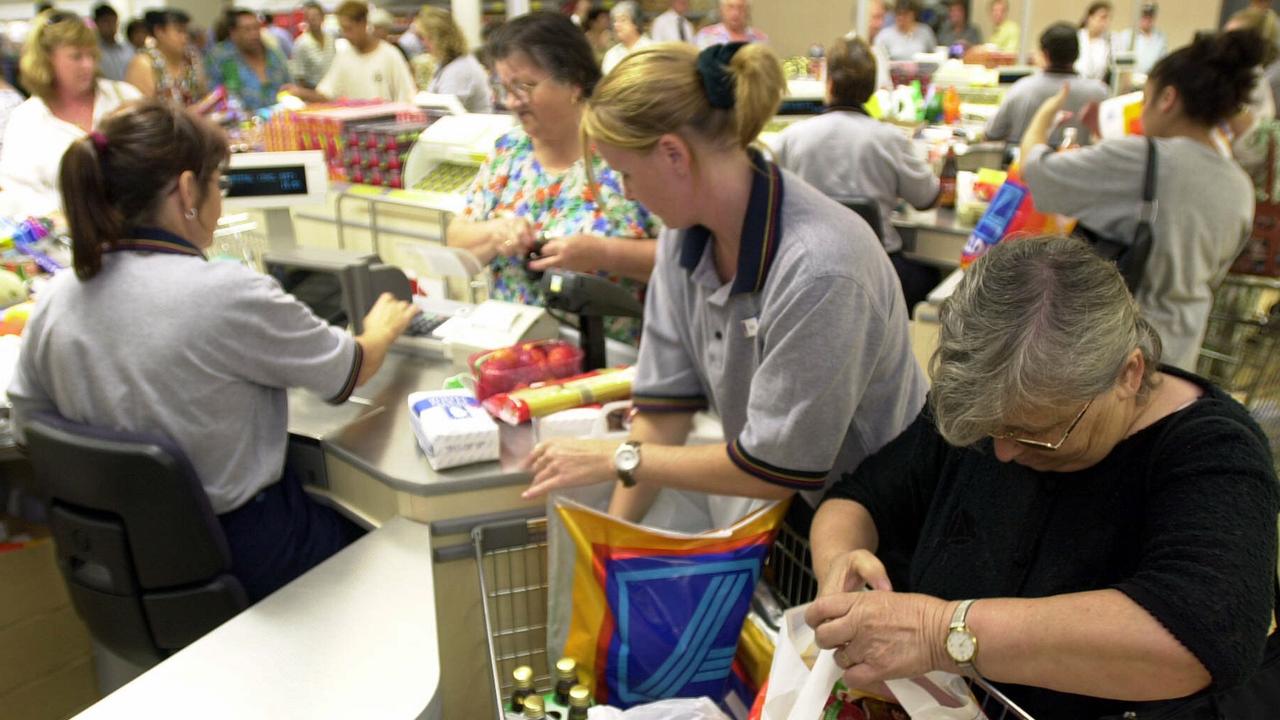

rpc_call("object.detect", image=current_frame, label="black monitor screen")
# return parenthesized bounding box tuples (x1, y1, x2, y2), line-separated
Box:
(226, 166, 308, 198)
(268, 264, 348, 327)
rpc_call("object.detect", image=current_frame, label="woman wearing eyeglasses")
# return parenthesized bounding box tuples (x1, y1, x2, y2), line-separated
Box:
(0, 9, 141, 217)
(445, 12, 659, 344)
(806, 237, 1279, 720)
(7, 100, 418, 602)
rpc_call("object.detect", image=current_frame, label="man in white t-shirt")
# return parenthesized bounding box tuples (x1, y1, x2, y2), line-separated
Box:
(288, 0, 415, 103)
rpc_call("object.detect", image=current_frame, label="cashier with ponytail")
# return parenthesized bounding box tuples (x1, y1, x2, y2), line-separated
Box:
(7, 100, 418, 602)
(522, 43, 926, 521)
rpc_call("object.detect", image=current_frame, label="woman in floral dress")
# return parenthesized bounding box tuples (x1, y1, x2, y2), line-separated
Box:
(446, 12, 659, 344)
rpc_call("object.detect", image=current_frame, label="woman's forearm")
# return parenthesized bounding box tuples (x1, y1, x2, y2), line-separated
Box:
(963, 589, 1211, 701)
(810, 499, 880, 581)
(601, 237, 657, 282)
(446, 218, 502, 265)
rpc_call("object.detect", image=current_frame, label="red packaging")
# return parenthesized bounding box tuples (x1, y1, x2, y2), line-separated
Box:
(469, 340, 584, 401)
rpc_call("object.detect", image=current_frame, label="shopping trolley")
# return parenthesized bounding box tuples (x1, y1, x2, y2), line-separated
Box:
(474, 514, 1035, 720)
(1198, 274, 1280, 469)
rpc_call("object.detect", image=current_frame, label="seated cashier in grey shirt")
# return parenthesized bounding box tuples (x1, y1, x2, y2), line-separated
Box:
(521, 43, 927, 524)
(874, 0, 938, 61)
(8, 99, 419, 602)
(771, 35, 941, 309)
(1019, 30, 1259, 373)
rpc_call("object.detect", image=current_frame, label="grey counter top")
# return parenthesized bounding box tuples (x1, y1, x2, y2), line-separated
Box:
(288, 348, 532, 497)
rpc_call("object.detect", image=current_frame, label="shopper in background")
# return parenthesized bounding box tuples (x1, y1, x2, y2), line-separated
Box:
(415, 6, 492, 112)
(695, 0, 768, 49)
(874, 0, 936, 61)
(583, 8, 613, 63)
(524, 41, 925, 523)
(1226, 6, 1280, 140)
(93, 4, 133, 81)
(1075, 1, 1112, 82)
(0, 10, 140, 217)
(125, 9, 212, 110)
(650, 0, 693, 44)
(125, 17, 148, 51)
(987, 0, 1019, 53)
(601, 2, 651, 75)
(809, 236, 1278, 720)
(984, 23, 1107, 146)
(0, 78, 22, 157)
(936, 0, 981, 50)
(290, 1, 335, 90)
(9, 99, 418, 603)
(446, 12, 659, 345)
(1021, 31, 1261, 371)
(286, 1, 415, 103)
(1113, 3, 1167, 75)
(568, 0, 591, 28)
(771, 36, 940, 310)
(261, 12, 294, 58)
(206, 8, 292, 113)
(864, 0, 886, 44)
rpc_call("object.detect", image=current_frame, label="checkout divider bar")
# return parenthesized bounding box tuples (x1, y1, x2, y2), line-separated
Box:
(431, 505, 546, 562)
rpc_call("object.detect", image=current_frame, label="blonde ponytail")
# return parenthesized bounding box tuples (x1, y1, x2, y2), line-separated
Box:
(728, 44, 786, 150)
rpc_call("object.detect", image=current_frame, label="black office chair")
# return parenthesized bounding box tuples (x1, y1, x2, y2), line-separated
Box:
(24, 412, 248, 667)
(841, 197, 884, 241)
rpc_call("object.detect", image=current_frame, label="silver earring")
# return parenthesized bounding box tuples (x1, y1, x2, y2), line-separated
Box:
(184, 208, 197, 220)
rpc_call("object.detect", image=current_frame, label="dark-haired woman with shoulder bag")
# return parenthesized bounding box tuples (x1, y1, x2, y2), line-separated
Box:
(1020, 30, 1262, 372)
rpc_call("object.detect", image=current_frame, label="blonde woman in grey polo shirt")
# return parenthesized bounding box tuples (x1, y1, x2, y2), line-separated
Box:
(522, 42, 927, 524)
(7, 100, 418, 602)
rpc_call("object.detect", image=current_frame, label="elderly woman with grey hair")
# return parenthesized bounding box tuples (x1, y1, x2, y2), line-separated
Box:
(804, 236, 1279, 720)
(601, 1, 651, 75)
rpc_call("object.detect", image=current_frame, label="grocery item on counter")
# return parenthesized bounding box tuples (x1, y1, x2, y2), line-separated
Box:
(405, 389, 500, 469)
(470, 340, 585, 402)
(482, 367, 634, 425)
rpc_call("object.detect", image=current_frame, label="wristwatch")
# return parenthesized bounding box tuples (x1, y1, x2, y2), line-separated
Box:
(613, 441, 642, 487)
(945, 599, 979, 671)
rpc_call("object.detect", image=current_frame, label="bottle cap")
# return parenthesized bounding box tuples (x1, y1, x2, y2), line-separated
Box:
(556, 657, 578, 678)
(523, 695, 545, 718)
(513, 665, 533, 686)
(569, 685, 591, 707)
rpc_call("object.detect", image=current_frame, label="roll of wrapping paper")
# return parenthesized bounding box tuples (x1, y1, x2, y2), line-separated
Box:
(483, 367, 635, 425)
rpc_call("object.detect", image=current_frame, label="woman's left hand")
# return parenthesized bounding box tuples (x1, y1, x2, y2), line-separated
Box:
(805, 590, 954, 689)
(521, 438, 621, 499)
(527, 234, 607, 274)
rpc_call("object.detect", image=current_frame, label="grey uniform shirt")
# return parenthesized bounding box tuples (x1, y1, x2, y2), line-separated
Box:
(7, 233, 361, 514)
(633, 155, 927, 501)
(772, 109, 939, 254)
(1022, 138, 1254, 371)
(984, 71, 1109, 146)
(428, 54, 493, 113)
(874, 23, 938, 61)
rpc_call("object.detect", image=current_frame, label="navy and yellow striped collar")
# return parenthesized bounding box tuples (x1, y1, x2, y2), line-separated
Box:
(678, 149, 784, 295)
(106, 227, 206, 259)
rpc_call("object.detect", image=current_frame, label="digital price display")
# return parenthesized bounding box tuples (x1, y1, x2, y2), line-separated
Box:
(225, 166, 308, 198)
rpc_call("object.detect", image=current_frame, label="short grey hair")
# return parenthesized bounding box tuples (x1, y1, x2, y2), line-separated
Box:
(610, 1, 643, 26)
(929, 236, 1162, 447)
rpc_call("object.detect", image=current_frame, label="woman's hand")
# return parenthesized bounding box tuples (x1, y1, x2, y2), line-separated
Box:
(817, 549, 893, 598)
(527, 234, 607, 273)
(521, 438, 620, 499)
(805, 590, 954, 690)
(490, 216, 537, 259)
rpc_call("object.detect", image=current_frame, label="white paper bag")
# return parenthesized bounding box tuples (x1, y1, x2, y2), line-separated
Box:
(762, 605, 987, 720)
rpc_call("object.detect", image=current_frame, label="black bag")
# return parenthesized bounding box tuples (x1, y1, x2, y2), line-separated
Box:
(1076, 137, 1158, 292)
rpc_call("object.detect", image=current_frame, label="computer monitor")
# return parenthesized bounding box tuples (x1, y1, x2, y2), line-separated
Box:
(222, 151, 330, 210)
(263, 247, 411, 335)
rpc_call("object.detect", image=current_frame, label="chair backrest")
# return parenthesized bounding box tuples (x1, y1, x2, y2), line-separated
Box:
(24, 412, 248, 666)
(841, 197, 884, 242)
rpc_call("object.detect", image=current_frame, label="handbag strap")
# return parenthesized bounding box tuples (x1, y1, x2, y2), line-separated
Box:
(1139, 136, 1158, 222)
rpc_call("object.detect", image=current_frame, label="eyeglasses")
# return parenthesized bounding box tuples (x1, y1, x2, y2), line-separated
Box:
(992, 398, 1094, 451)
(496, 78, 545, 105)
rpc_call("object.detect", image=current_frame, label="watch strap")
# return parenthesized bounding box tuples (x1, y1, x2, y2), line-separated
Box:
(950, 598, 977, 630)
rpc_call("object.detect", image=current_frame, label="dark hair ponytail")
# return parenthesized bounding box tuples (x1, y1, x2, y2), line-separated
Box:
(58, 98, 229, 280)
(1149, 29, 1265, 128)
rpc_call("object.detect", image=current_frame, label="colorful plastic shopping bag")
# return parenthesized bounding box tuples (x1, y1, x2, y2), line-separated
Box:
(549, 495, 787, 710)
(763, 605, 987, 720)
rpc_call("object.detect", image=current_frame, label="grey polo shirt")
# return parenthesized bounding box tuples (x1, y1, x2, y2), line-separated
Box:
(771, 109, 939, 254)
(633, 155, 927, 498)
(8, 230, 361, 515)
(984, 71, 1109, 146)
(874, 23, 938, 61)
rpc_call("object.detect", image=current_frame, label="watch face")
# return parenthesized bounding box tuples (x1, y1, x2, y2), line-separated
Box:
(946, 629, 976, 664)
(615, 445, 640, 472)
